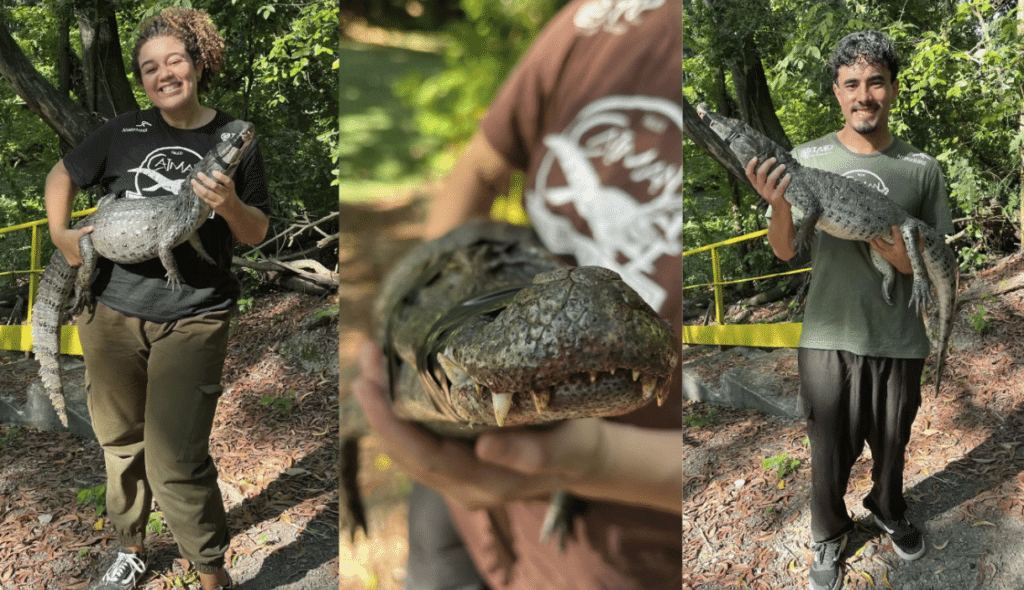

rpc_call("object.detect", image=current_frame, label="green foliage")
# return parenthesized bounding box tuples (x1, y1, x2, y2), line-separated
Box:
(76, 484, 107, 517)
(762, 452, 801, 480)
(147, 511, 166, 535)
(0, 426, 21, 450)
(235, 252, 261, 314)
(260, 389, 297, 416)
(683, 407, 718, 428)
(393, 0, 571, 171)
(969, 295, 995, 333)
(337, 41, 445, 184)
(969, 303, 990, 333)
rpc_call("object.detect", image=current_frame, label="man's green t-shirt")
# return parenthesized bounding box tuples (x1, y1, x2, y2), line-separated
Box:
(788, 132, 954, 359)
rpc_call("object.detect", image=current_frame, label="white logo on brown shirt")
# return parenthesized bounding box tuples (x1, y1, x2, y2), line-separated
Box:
(525, 95, 682, 312)
(573, 0, 666, 34)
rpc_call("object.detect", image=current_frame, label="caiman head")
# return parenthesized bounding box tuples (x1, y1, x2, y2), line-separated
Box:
(695, 103, 786, 167)
(204, 119, 255, 180)
(426, 266, 678, 429)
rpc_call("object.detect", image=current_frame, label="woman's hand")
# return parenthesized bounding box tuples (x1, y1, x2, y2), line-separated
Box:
(51, 225, 93, 268)
(191, 170, 268, 245)
(191, 170, 241, 213)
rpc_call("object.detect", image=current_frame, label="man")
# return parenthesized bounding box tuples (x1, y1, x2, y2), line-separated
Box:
(352, 1, 683, 588)
(745, 30, 954, 590)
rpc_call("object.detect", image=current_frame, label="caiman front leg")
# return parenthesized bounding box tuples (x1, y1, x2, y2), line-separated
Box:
(188, 234, 217, 266)
(540, 489, 588, 550)
(158, 243, 185, 290)
(791, 201, 822, 255)
(869, 249, 897, 306)
(71, 232, 97, 316)
(901, 222, 932, 314)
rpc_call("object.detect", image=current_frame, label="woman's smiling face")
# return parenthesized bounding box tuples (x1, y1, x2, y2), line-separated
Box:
(137, 35, 202, 113)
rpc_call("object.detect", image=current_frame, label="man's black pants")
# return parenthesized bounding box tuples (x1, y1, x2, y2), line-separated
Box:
(798, 348, 924, 543)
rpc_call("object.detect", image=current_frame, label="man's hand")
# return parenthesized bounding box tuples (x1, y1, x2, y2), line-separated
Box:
(744, 156, 791, 210)
(868, 225, 922, 275)
(745, 156, 798, 261)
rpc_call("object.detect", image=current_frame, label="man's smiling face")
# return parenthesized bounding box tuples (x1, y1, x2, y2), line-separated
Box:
(833, 58, 899, 137)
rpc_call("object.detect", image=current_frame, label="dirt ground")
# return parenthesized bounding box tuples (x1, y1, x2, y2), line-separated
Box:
(682, 253, 1024, 589)
(0, 289, 341, 589)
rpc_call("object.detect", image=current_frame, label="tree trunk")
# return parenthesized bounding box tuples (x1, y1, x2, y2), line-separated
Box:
(730, 42, 791, 151)
(0, 20, 99, 150)
(77, 0, 139, 119)
(715, 65, 752, 276)
(697, 0, 791, 150)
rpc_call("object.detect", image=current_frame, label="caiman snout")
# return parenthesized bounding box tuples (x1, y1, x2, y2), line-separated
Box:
(438, 266, 677, 427)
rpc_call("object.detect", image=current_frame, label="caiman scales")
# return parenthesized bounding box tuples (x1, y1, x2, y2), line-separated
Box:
(697, 105, 957, 395)
(31, 120, 255, 426)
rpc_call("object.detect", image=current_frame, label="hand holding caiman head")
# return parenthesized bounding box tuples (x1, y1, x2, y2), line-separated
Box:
(366, 219, 677, 547)
(31, 120, 255, 427)
(695, 104, 957, 396)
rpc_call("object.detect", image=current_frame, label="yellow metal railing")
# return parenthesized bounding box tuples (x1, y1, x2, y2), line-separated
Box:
(0, 208, 96, 354)
(683, 229, 809, 348)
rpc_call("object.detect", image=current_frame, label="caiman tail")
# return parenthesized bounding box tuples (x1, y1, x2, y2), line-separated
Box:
(30, 248, 80, 427)
(920, 228, 959, 396)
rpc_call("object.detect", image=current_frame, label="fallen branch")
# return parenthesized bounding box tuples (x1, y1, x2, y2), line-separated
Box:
(241, 211, 340, 259)
(959, 273, 1024, 302)
(232, 255, 338, 296)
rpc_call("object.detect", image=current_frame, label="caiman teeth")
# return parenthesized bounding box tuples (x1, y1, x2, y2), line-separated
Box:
(656, 383, 668, 407)
(589, 372, 597, 383)
(632, 370, 640, 382)
(492, 392, 513, 426)
(642, 377, 657, 403)
(530, 389, 550, 413)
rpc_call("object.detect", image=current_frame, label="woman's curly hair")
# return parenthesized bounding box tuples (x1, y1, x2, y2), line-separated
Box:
(130, 7, 225, 93)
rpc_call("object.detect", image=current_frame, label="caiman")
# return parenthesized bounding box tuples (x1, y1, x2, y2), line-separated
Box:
(31, 120, 255, 426)
(696, 104, 957, 395)
(358, 219, 677, 554)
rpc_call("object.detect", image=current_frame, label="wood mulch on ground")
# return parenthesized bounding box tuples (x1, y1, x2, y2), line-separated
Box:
(0, 289, 340, 589)
(682, 254, 1024, 589)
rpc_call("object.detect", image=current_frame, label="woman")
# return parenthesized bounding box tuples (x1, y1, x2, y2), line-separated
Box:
(43, 8, 270, 590)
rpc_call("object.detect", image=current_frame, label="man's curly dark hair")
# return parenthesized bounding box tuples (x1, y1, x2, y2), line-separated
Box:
(827, 30, 899, 84)
(130, 7, 225, 94)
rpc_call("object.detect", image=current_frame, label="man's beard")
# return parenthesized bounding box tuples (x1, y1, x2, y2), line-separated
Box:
(850, 101, 881, 134)
(853, 118, 879, 134)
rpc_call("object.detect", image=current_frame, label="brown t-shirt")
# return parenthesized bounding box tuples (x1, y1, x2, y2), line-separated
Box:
(448, 0, 683, 588)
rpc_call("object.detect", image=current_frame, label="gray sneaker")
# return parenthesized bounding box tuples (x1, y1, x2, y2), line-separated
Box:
(809, 534, 846, 590)
(874, 515, 925, 561)
(93, 549, 149, 590)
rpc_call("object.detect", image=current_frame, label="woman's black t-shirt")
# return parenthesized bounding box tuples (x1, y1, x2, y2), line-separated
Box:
(62, 107, 270, 322)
